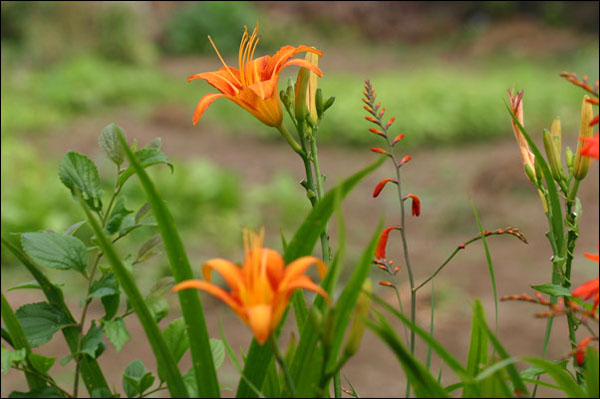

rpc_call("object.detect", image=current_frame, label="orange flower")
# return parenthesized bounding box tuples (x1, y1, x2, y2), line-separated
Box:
(376, 226, 401, 259)
(575, 336, 596, 366)
(188, 25, 322, 127)
(172, 228, 328, 344)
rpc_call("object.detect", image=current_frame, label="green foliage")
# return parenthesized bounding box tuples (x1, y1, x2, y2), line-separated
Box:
(21, 232, 88, 272)
(15, 302, 72, 347)
(59, 151, 103, 211)
(162, 2, 262, 55)
(103, 318, 130, 353)
(122, 360, 155, 398)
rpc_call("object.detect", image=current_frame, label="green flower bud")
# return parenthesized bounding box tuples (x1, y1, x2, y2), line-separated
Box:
(565, 146, 574, 173)
(543, 128, 564, 181)
(316, 88, 324, 118)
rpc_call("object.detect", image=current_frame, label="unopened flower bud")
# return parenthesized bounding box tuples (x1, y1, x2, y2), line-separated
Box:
(542, 128, 564, 181)
(295, 51, 319, 122)
(565, 146, 574, 173)
(280, 90, 290, 107)
(524, 164, 536, 184)
(550, 118, 562, 160)
(574, 95, 594, 180)
(316, 88, 324, 118)
(323, 96, 335, 112)
(343, 280, 372, 358)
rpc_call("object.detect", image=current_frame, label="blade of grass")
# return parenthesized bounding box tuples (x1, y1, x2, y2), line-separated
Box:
(470, 200, 498, 332)
(236, 157, 385, 398)
(369, 292, 471, 382)
(524, 357, 585, 398)
(365, 310, 449, 398)
(1, 237, 109, 395)
(475, 299, 529, 397)
(117, 129, 219, 397)
(77, 192, 189, 398)
(462, 296, 488, 398)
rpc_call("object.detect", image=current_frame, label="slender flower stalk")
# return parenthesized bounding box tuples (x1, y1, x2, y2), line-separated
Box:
(363, 80, 417, 396)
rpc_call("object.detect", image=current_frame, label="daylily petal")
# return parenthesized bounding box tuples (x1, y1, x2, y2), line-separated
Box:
(267, 45, 322, 77)
(192, 93, 225, 125)
(202, 258, 246, 294)
(280, 275, 330, 303)
(172, 279, 244, 316)
(281, 58, 323, 77)
(279, 256, 327, 291)
(235, 86, 283, 126)
(188, 70, 240, 96)
(246, 304, 273, 344)
(263, 248, 285, 287)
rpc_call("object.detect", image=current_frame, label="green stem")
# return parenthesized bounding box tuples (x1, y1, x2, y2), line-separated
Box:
(269, 336, 296, 397)
(309, 127, 331, 262)
(277, 124, 304, 156)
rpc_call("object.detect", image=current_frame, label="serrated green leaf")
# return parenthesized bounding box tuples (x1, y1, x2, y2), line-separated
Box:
(7, 281, 42, 292)
(146, 296, 169, 323)
(117, 147, 173, 187)
(136, 235, 162, 263)
(99, 123, 126, 166)
(88, 273, 119, 300)
(145, 137, 162, 149)
(8, 386, 64, 398)
(15, 302, 72, 347)
(59, 151, 103, 211)
(123, 360, 147, 397)
(1, 346, 26, 374)
(27, 352, 56, 375)
(22, 232, 88, 272)
(81, 323, 104, 358)
(531, 283, 572, 297)
(101, 293, 120, 321)
(104, 318, 130, 352)
(105, 196, 133, 235)
(91, 387, 113, 398)
(163, 318, 189, 364)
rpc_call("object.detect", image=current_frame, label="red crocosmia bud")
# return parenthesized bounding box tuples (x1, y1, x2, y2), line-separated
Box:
(398, 155, 412, 166)
(376, 226, 401, 259)
(572, 277, 599, 311)
(378, 108, 386, 118)
(362, 98, 370, 105)
(369, 128, 386, 137)
(385, 117, 396, 129)
(575, 336, 595, 366)
(379, 281, 394, 287)
(364, 105, 374, 113)
(393, 265, 402, 274)
(370, 147, 389, 155)
(403, 193, 421, 216)
(365, 116, 377, 123)
(586, 97, 599, 105)
(590, 114, 599, 127)
(391, 134, 405, 146)
(373, 178, 397, 198)
(584, 250, 599, 262)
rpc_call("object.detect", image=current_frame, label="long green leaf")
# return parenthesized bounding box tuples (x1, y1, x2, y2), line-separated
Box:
(77, 193, 189, 398)
(369, 293, 471, 381)
(470, 200, 498, 331)
(366, 311, 449, 398)
(236, 156, 385, 398)
(1, 292, 46, 390)
(117, 129, 220, 397)
(584, 347, 598, 398)
(476, 299, 529, 396)
(1, 237, 109, 395)
(524, 357, 586, 398)
(463, 298, 488, 398)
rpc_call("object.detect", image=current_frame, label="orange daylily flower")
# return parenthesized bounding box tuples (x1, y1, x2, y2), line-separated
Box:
(188, 25, 322, 127)
(172, 228, 329, 344)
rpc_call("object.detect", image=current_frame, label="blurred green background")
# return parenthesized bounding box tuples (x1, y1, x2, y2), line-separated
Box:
(1, 2, 598, 397)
